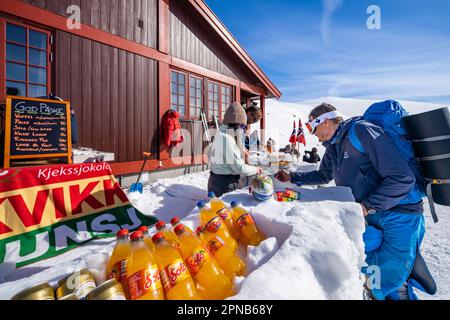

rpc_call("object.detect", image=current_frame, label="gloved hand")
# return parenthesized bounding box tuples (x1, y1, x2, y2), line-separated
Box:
(275, 170, 291, 182)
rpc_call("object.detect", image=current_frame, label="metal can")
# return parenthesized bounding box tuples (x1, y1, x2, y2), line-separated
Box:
(58, 293, 78, 300)
(85, 279, 126, 300)
(11, 282, 55, 300)
(56, 269, 96, 300)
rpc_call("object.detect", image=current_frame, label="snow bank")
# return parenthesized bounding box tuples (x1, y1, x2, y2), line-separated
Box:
(0, 168, 366, 300)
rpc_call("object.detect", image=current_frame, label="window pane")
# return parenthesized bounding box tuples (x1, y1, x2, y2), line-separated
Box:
(6, 43, 26, 62)
(190, 107, 197, 118)
(179, 105, 186, 116)
(179, 85, 185, 95)
(28, 84, 47, 97)
(29, 30, 47, 49)
(196, 89, 201, 97)
(214, 93, 219, 100)
(197, 97, 201, 106)
(178, 74, 185, 84)
(29, 66, 47, 84)
(171, 71, 177, 82)
(179, 96, 185, 106)
(171, 94, 177, 104)
(197, 79, 202, 87)
(29, 48, 47, 67)
(6, 81, 26, 96)
(6, 62, 26, 81)
(190, 87, 195, 96)
(6, 23, 26, 43)
(171, 83, 178, 94)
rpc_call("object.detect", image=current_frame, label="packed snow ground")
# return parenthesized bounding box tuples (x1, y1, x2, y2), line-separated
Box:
(0, 97, 448, 300)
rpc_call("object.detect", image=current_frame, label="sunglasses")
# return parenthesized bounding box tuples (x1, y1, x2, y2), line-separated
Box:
(305, 121, 316, 134)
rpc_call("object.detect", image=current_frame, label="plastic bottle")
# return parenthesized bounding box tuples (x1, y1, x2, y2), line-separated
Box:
(152, 232, 200, 300)
(170, 216, 193, 233)
(126, 231, 164, 300)
(174, 224, 233, 300)
(138, 225, 156, 253)
(155, 220, 181, 250)
(197, 201, 238, 252)
(207, 192, 240, 240)
(106, 229, 131, 288)
(230, 201, 264, 246)
(196, 226, 245, 278)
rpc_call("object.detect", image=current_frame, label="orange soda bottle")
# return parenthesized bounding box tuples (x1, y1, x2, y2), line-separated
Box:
(207, 192, 240, 240)
(126, 231, 164, 300)
(138, 225, 156, 252)
(196, 226, 245, 278)
(155, 220, 181, 250)
(197, 201, 237, 252)
(230, 201, 264, 246)
(151, 232, 200, 300)
(106, 229, 131, 287)
(170, 216, 193, 233)
(174, 224, 233, 300)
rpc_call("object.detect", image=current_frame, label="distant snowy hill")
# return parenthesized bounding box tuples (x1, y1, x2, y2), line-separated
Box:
(264, 96, 446, 154)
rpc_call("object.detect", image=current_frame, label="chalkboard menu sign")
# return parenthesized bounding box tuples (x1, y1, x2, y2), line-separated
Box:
(3, 96, 72, 168)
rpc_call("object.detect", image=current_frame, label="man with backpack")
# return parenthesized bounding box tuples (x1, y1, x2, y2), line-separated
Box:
(275, 102, 435, 300)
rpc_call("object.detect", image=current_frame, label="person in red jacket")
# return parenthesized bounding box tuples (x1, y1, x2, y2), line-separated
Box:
(162, 110, 184, 147)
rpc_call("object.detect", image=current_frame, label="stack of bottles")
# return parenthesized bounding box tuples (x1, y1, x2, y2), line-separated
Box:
(105, 191, 265, 300)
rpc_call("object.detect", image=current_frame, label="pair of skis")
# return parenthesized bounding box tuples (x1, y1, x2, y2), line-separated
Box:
(200, 110, 219, 144)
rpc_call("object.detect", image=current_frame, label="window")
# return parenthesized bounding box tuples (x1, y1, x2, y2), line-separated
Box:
(170, 71, 186, 116)
(221, 84, 232, 119)
(208, 81, 219, 120)
(189, 75, 203, 118)
(4, 21, 51, 98)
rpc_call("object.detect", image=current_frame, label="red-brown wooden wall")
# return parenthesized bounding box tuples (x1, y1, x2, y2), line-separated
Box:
(54, 31, 159, 162)
(169, 0, 256, 85)
(22, 0, 158, 49)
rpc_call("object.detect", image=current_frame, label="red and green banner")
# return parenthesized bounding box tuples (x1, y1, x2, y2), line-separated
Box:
(0, 162, 156, 268)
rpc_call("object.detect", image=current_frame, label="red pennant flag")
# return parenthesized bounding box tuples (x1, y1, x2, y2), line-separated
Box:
(289, 120, 297, 144)
(296, 119, 306, 146)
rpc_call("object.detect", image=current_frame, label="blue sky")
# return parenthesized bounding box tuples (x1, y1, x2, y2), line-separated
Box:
(205, 0, 450, 104)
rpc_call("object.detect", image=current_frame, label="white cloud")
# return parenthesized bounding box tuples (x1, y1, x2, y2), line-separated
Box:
(321, 0, 344, 46)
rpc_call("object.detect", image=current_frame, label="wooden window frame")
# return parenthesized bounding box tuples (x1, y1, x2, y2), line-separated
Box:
(221, 83, 232, 120)
(1, 18, 52, 101)
(170, 69, 187, 117)
(169, 67, 235, 122)
(207, 80, 220, 120)
(188, 74, 203, 119)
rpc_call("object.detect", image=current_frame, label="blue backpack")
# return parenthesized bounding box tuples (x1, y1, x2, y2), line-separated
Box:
(348, 100, 427, 206)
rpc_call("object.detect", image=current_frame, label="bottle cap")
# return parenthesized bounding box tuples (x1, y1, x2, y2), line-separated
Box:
(155, 221, 166, 230)
(174, 224, 185, 235)
(230, 201, 238, 208)
(116, 229, 129, 237)
(138, 226, 148, 233)
(152, 232, 165, 243)
(130, 231, 143, 242)
(195, 226, 205, 235)
(170, 216, 180, 226)
(207, 191, 215, 198)
(197, 201, 206, 209)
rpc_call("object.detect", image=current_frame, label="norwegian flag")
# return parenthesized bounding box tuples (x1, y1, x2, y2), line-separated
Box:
(289, 120, 297, 144)
(296, 119, 306, 146)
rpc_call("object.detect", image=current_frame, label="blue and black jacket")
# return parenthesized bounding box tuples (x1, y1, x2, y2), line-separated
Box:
(291, 118, 424, 214)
